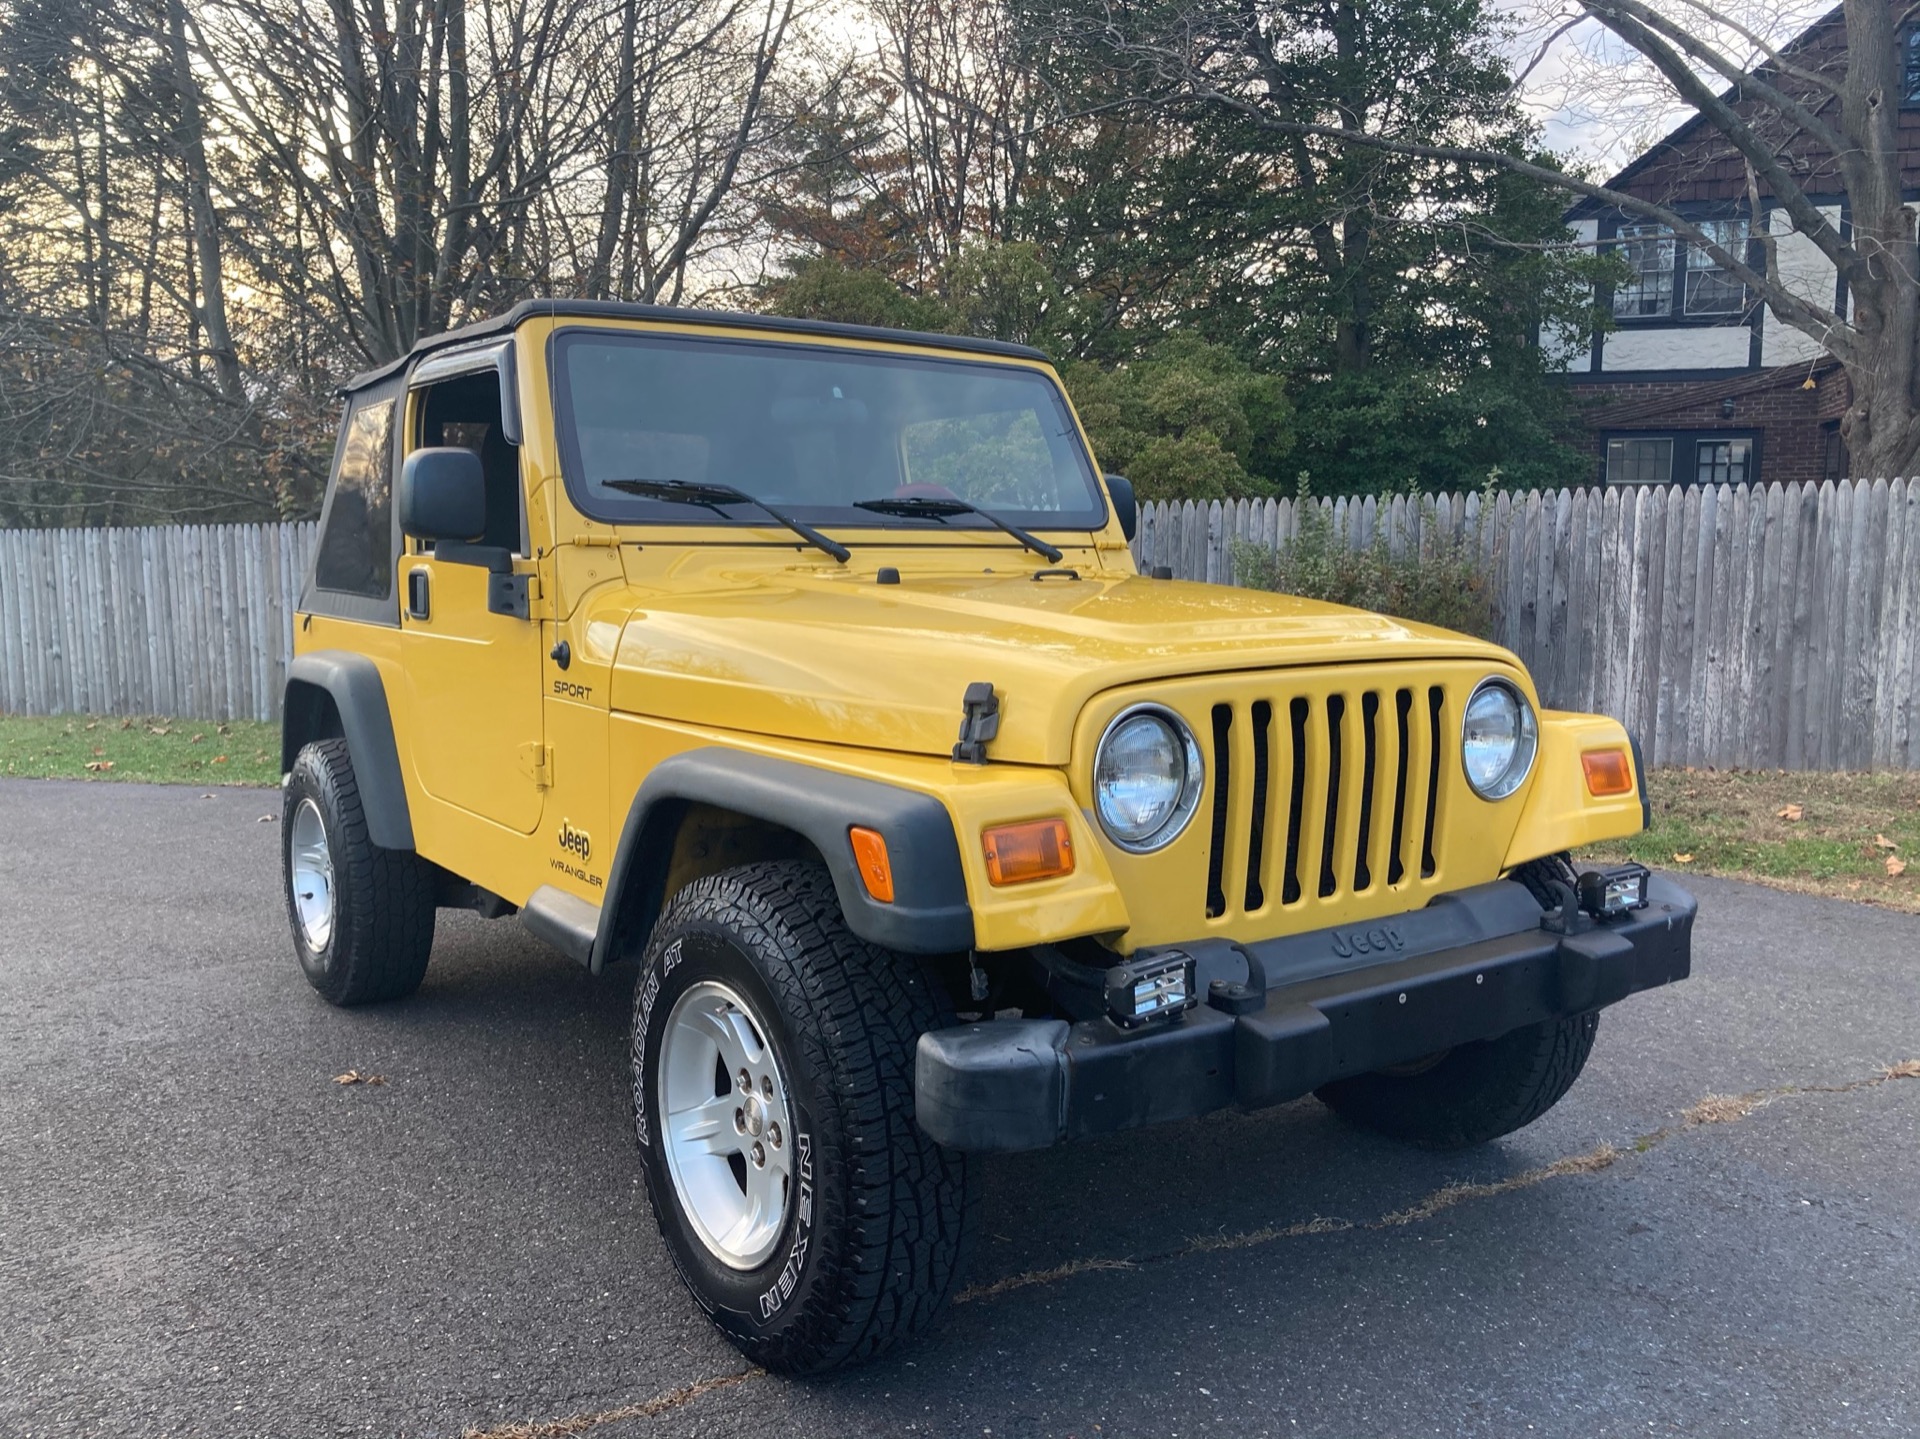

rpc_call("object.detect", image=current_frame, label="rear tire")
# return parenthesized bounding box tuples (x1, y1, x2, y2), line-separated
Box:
(282, 738, 435, 1006)
(631, 860, 977, 1375)
(1314, 1012, 1600, 1149)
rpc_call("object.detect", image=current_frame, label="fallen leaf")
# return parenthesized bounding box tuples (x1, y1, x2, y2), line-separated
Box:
(117, 718, 130, 730)
(148, 726, 169, 736)
(1672, 852, 1695, 864)
(1777, 804, 1804, 821)
(1847, 880, 1863, 891)
(1888, 856, 1908, 878)
(83, 760, 114, 772)
(200, 792, 216, 800)
(333, 1071, 387, 1087)
(85, 721, 98, 730)
(217, 724, 231, 736)
(189, 733, 204, 744)
(257, 813, 277, 824)
(212, 755, 228, 765)
(1873, 833, 1897, 851)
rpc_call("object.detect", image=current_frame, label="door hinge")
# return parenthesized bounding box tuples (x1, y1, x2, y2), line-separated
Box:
(519, 742, 553, 789)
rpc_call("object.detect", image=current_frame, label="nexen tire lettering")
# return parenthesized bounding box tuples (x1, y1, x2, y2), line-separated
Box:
(758, 1131, 813, 1321)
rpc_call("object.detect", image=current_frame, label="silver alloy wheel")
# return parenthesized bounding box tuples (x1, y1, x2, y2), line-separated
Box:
(657, 979, 794, 1271)
(289, 797, 335, 952)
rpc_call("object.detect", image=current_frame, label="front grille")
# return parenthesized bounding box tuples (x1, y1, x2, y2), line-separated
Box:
(1203, 682, 1450, 921)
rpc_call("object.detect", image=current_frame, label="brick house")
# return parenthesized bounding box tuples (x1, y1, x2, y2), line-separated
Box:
(1551, 6, 1920, 487)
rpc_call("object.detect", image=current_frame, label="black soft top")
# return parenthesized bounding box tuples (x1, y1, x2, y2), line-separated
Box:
(342, 298, 1051, 394)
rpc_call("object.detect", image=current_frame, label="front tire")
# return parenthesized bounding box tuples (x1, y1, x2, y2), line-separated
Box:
(631, 860, 977, 1375)
(282, 738, 435, 1006)
(1314, 1011, 1600, 1149)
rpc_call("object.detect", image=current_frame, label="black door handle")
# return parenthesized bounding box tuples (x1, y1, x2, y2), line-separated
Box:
(407, 568, 430, 620)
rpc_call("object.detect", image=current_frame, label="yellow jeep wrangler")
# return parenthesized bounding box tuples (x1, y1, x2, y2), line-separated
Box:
(281, 301, 1694, 1373)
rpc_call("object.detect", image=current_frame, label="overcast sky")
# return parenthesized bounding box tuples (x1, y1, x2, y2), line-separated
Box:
(1503, 0, 1838, 176)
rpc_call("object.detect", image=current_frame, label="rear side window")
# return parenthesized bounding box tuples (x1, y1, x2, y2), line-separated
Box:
(314, 398, 396, 597)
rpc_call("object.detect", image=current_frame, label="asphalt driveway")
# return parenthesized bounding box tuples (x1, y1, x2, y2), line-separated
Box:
(1, 779, 1916, 1438)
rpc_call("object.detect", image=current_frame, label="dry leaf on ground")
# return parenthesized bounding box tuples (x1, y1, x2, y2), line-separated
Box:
(148, 726, 169, 736)
(1873, 833, 1897, 850)
(1672, 852, 1695, 864)
(1887, 856, 1908, 878)
(333, 1071, 388, 1086)
(1777, 804, 1804, 821)
(83, 760, 113, 772)
(257, 814, 276, 823)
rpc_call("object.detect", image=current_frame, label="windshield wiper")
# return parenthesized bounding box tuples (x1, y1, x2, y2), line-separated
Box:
(852, 496, 1064, 564)
(601, 477, 851, 564)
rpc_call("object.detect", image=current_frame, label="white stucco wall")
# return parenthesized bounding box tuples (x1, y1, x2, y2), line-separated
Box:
(1601, 325, 1753, 371)
(1542, 219, 1599, 373)
(1760, 204, 1842, 367)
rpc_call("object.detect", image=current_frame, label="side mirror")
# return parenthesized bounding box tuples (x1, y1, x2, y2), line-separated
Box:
(400, 447, 486, 542)
(1105, 474, 1137, 542)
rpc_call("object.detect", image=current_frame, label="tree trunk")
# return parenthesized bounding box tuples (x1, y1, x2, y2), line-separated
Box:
(165, 0, 242, 401)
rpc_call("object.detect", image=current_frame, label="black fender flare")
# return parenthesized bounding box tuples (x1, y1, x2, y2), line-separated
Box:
(591, 748, 974, 971)
(281, 652, 415, 851)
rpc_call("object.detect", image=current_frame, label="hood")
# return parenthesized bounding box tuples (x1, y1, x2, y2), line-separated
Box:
(607, 564, 1514, 765)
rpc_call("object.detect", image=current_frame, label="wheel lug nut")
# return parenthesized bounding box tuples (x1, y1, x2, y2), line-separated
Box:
(733, 1107, 746, 1133)
(737, 1068, 751, 1092)
(761, 1076, 773, 1100)
(768, 1121, 781, 1148)
(751, 1142, 766, 1167)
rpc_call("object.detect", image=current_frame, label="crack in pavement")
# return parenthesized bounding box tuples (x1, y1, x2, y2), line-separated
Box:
(459, 1369, 761, 1439)
(956, 1058, 1920, 1304)
(452, 1059, 1920, 1436)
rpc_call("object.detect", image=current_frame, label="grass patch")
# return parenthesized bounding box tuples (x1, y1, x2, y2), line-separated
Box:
(0, 713, 279, 786)
(1583, 767, 1920, 913)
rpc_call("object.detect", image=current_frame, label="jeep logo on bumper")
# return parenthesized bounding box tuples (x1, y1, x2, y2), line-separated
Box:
(1329, 924, 1404, 960)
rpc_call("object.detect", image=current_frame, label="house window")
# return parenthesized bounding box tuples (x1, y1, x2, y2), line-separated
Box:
(1821, 421, 1848, 481)
(1604, 430, 1760, 487)
(1606, 436, 1675, 484)
(1695, 438, 1752, 485)
(1613, 225, 1676, 318)
(1608, 216, 1750, 321)
(1685, 220, 1748, 314)
(1906, 29, 1920, 103)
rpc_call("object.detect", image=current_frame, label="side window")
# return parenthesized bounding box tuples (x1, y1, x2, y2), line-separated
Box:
(314, 398, 396, 597)
(415, 370, 523, 553)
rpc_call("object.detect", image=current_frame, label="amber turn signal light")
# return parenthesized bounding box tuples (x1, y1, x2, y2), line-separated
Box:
(982, 819, 1075, 886)
(848, 826, 895, 903)
(1582, 748, 1634, 797)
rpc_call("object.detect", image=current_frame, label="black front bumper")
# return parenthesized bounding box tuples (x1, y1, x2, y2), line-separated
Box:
(915, 875, 1696, 1152)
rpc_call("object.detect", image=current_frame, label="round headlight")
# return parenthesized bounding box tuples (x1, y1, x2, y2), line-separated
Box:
(1093, 706, 1204, 852)
(1461, 678, 1538, 800)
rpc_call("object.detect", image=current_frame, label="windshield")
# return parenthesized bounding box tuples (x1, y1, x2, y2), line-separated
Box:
(551, 330, 1107, 531)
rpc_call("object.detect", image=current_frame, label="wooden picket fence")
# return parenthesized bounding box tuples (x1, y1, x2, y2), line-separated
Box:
(1, 478, 1916, 768)
(0, 521, 317, 724)
(1134, 478, 1920, 770)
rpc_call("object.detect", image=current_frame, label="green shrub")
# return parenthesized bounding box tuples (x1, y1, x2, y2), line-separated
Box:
(1229, 476, 1497, 639)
